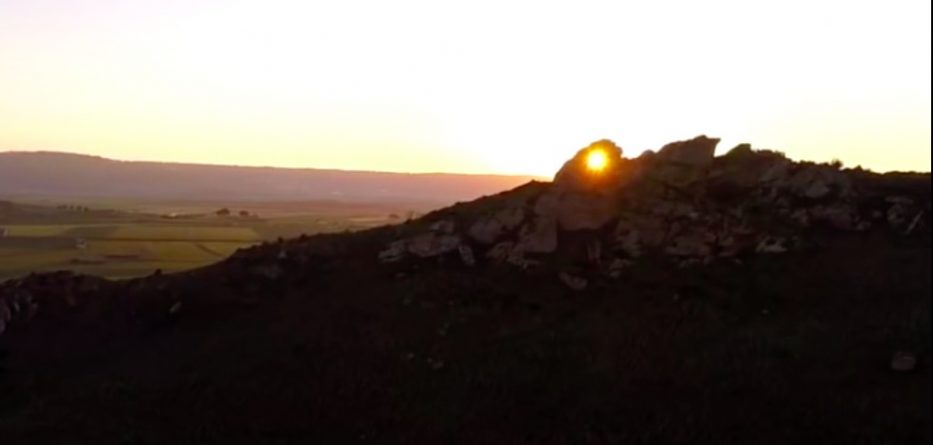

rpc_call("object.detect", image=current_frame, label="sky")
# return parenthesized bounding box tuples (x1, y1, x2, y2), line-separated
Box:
(0, 0, 930, 176)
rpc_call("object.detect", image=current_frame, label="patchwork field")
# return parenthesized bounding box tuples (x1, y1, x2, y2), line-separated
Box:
(0, 199, 426, 280)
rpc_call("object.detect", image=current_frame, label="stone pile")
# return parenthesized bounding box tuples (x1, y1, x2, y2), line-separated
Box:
(378, 135, 930, 289)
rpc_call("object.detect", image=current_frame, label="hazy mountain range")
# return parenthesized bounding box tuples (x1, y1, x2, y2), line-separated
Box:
(0, 151, 540, 204)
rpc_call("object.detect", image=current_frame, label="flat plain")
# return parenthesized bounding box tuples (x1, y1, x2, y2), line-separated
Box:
(0, 198, 423, 280)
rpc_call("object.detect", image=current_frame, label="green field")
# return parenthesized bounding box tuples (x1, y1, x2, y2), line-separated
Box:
(0, 225, 257, 279)
(0, 199, 423, 280)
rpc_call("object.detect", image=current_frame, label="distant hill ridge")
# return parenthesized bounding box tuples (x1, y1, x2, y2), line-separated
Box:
(0, 151, 539, 204)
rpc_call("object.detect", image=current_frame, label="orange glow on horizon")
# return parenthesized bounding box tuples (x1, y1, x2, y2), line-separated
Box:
(0, 1, 929, 176)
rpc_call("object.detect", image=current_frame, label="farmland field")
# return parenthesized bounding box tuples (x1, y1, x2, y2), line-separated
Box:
(0, 198, 426, 280)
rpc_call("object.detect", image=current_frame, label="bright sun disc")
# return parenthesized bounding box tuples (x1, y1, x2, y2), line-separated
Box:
(586, 150, 608, 171)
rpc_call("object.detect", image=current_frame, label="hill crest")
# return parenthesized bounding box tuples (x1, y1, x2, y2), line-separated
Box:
(0, 151, 539, 204)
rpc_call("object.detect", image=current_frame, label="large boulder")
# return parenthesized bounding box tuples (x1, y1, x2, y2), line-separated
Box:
(553, 139, 625, 193)
(707, 148, 791, 196)
(375, 134, 909, 271)
(656, 135, 719, 167)
(558, 272, 588, 291)
(515, 216, 558, 254)
(534, 190, 618, 231)
(664, 230, 716, 258)
(407, 233, 462, 258)
(780, 165, 853, 200)
(467, 206, 526, 244)
(647, 136, 720, 186)
(378, 233, 463, 262)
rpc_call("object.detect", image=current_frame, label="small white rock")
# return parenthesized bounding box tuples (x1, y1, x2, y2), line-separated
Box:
(891, 351, 918, 373)
(559, 272, 588, 291)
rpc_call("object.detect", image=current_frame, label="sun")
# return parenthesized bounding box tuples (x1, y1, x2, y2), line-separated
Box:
(585, 149, 608, 172)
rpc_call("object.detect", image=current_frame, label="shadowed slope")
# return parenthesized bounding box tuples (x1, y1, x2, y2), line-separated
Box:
(0, 138, 929, 444)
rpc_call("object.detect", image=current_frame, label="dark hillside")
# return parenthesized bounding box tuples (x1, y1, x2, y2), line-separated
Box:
(0, 137, 929, 444)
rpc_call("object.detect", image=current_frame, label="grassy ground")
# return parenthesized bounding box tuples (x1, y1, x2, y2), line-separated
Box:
(0, 226, 928, 444)
(0, 198, 422, 280)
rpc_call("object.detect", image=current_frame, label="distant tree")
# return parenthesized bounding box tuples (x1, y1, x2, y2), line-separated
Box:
(830, 158, 844, 170)
(239, 210, 251, 217)
(388, 213, 400, 220)
(216, 208, 231, 217)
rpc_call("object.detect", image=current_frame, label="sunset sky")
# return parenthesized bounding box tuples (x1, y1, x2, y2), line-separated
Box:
(1, 0, 930, 176)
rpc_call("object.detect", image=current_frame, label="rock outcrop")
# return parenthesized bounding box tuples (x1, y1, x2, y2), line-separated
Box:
(553, 139, 625, 193)
(656, 135, 718, 167)
(376, 135, 930, 281)
(2, 135, 929, 341)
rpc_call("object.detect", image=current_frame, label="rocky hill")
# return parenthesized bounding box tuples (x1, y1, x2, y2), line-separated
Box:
(0, 136, 930, 444)
(376, 136, 929, 277)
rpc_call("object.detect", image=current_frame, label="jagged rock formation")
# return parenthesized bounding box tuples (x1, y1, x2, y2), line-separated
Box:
(379, 136, 930, 286)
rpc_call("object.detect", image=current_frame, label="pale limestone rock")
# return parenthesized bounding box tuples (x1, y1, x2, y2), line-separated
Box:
(467, 218, 503, 244)
(809, 205, 857, 230)
(468, 206, 525, 244)
(649, 200, 696, 219)
(515, 216, 558, 254)
(507, 250, 540, 270)
(760, 160, 794, 183)
(378, 240, 408, 263)
(905, 212, 924, 235)
(716, 234, 737, 257)
(790, 209, 811, 227)
(406, 233, 462, 258)
(755, 237, 788, 254)
(429, 219, 456, 234)
(891, 351, 918, 373)
(495, 205, 526, 229)
(608, 258, 634, 278)
(613, 226, 643, 258)
(486, 243, 538, 269)
(248, 263, 283, 280)
(884, 198, 924, 234)
(534, 190, 617, 231)
(887, 203, 911, 228)
(664, 231, 715, 258)
(804, 180, 831, 200)
(779, 166, 852, 200)
(885, 196, 914, 205)
(379, 233, 462, 262)
(169, 301, 182, 315)
(559, 272, 588, 291)
(0, 300, 10, 323)
(485, 241, 515, 263)
(458, 245, 476, 267)
(655, 135, 719, 167)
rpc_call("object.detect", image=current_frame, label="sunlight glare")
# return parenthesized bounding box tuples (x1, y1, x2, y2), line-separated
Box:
(586, 150, 608, 172)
